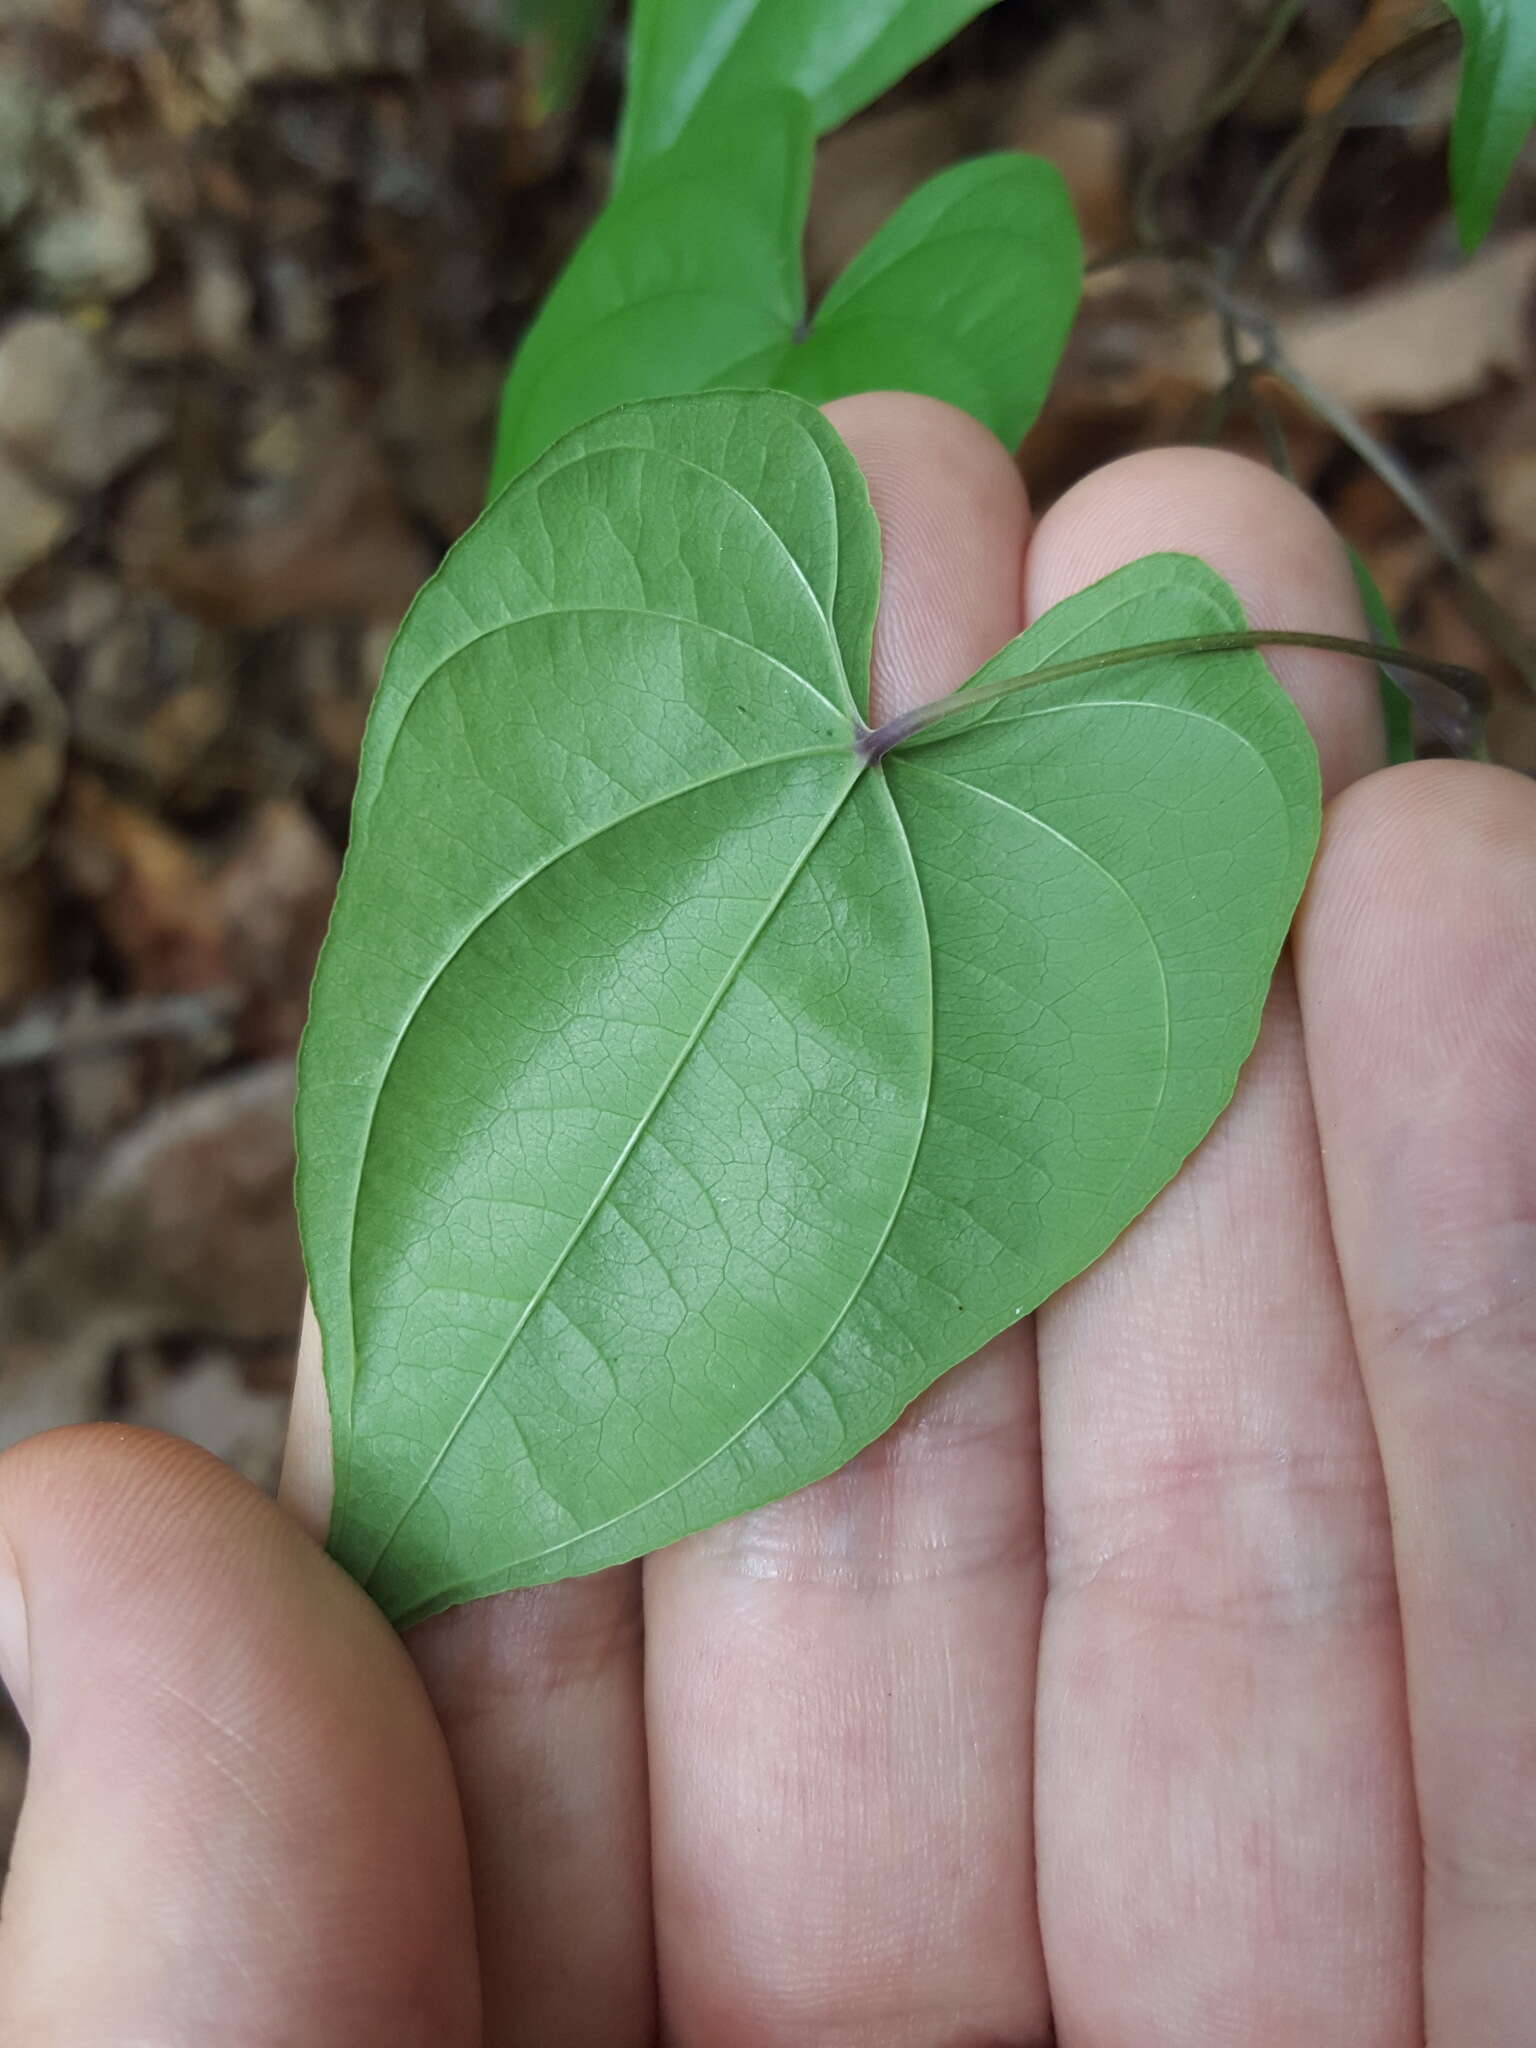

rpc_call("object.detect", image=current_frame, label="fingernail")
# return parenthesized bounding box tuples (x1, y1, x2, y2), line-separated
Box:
(0, 1522, 31, 1723)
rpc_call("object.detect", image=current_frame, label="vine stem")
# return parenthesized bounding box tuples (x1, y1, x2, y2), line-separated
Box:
(1131, 0, 1309, 248)
(1100, 5, 1532, 717)
(855, 628, 1489, 763)
(1176, 266, 1536, 701)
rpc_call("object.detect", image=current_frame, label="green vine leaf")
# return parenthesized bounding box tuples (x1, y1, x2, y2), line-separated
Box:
(1445, 0, 1536, 249)
(298, 389, 1320, 1628)
(615, 0, 995, 180)
(489, 91, 1080, 491)
(768, 152, 1081, 451)
(504, 0, 609, 118)
(489, 90, 815, 492)
(1348, 546, 1414, 765)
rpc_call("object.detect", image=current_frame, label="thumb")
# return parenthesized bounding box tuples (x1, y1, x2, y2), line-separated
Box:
(0, 1425, 478, 2046)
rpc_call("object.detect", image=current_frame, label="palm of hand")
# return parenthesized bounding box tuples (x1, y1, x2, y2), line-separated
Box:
(0, 394, 1532, 2048)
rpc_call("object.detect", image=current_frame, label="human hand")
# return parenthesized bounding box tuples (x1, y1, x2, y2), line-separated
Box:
(1, 394, 1532, 2047)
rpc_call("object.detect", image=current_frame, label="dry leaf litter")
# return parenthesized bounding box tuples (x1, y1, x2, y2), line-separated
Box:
(0, 0, 1533, 1855)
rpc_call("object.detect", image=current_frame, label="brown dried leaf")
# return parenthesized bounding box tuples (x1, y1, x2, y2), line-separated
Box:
(212, 800, 338, 1055)
(994, 28, 1128, 259)
(1306, 0, 1445, 118)
(151, 437, 432, 626)
(1327, 467, 1437, 613)
(0, 1059, 303, 1369)
(0, 615, 66, 873)
(63, 777, 229, 996)
(0, 314, 167, 494)
(60, 781, 337, 1051)
(0, 455, 70, 592)
(1275, 232, 1536, 411)
(1484, 447, 1536, 551)
(235, 0, 425, 83)
(0, 870, 50, 1014)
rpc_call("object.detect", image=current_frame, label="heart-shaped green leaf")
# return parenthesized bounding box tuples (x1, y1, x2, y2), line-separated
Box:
(766, 151, 1079, 450)
(1445, 0, 1536, 250)
(1349, 546, 1413, 765)
(489, 91, 1080, 491)
(299, 390, 1319, 1627)
(490, 90, 815, 490)
(507, 0, 609, 118)
(615, 0, 996, 180)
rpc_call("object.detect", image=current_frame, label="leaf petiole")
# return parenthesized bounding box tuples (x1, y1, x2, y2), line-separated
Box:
(858, 629, 1489, 762)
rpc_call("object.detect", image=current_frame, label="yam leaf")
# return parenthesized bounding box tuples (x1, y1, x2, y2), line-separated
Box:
(1445, 0, 1536, 249)
(504, 0, 609, 117)
(1348, 546, 1414, 765)
(299, 390, 1319, 1628)
(767, 152, 1081, 451)
(489, 91, 816, 492)
(616, 0, 996, 180)
(489, 92, 1080, 490)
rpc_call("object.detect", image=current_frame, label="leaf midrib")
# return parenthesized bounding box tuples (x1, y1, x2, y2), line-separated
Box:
(386, 688, 1286, 1603)
(404, 765, 938, 1599)
(336, 740, 848, 1457)
(328, 430, 866, 1510)
(357, 756, 865, 1590)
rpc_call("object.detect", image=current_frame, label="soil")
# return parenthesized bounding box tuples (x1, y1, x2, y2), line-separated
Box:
(0, 0, 1532, 1851)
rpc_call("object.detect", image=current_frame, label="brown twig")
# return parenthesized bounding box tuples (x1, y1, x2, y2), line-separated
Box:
(1178, 266, 1536, 699)
(0, 992, 238, 1071)
(1109, 0, 1523, 736)
(1132, 0, 1310, 249)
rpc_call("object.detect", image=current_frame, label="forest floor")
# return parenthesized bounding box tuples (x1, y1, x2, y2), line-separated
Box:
(1, 0, 1533, 1846)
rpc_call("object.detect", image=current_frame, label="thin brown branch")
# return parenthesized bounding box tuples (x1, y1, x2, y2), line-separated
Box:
(0, 992, 239, 1071)
(1132, 0, 1309, 247)
(1177, 266, 1536, 699)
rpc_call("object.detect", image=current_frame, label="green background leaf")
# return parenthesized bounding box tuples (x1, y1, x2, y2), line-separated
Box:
(1445, 0, 1536, 249)
(505, 0, 609, 117)
(299, 390, 1320, 1626)
(616, 0, 996, 180)
(766, 153, 1081, 450)
(489, 92, 815, 491)
(1348, 547, 1414, 765)
(490, 92, 1080, 490)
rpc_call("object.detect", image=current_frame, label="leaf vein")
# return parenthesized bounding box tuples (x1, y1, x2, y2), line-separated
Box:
(485, 767, 938, 1575)
(358, 761, 864, 1588)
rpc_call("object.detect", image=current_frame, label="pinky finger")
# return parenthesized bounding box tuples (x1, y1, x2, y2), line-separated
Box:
(1297, 760, 1536, 2046)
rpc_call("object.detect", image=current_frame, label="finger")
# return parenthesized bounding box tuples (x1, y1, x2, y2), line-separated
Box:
(645, 392, 1051, 2048)
(1028, 445, 1384, 799)
(1028, 450, 1421, 2044)
(1297, 759, 1536, 2046)
(406, 1566, 652, 2048)
(0, 1425, 476, 2046)
(284, 1309, 655, 2047)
